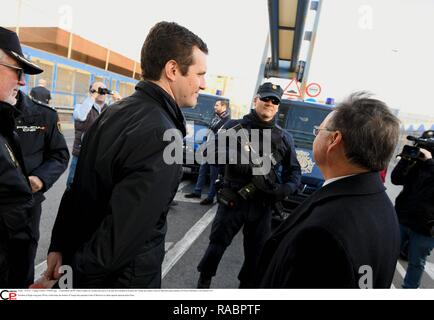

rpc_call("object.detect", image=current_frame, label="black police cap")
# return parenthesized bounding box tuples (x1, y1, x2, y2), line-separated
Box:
(0, 27, 43, 75)
(257, 82, 283, 102)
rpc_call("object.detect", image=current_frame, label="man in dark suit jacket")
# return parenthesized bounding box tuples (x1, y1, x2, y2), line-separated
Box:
(258, 92, 401, 288)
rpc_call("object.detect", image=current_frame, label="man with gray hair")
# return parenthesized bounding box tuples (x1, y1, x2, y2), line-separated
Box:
(0, 26, 43, 287)
(258, 91, 401, 288)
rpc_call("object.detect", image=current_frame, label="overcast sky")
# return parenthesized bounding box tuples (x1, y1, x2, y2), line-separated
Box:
(2, 0, 434, 118)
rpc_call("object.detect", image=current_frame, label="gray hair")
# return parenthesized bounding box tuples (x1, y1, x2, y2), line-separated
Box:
(328, 91, 400, 171)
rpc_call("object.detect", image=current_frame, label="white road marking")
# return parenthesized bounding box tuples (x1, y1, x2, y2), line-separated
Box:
(177, 181, 190, 192)
(162, 205, 217, 278)
(34, 260, 47, 281)
(424, 261, 434, 281)
(396, 261, 407, 279)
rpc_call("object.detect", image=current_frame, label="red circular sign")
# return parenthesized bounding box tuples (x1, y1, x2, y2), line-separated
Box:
(306, 83, 322, 97)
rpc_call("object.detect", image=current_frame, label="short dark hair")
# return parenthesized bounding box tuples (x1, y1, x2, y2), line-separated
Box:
(328, 91, 400, 171)
(217, 99, 229, 108)
(141, 21, 208, 81)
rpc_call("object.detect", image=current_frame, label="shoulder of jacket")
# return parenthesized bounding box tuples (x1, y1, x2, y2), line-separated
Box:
(30, 97, 57, 113)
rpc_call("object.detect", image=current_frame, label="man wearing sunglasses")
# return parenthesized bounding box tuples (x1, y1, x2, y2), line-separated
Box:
(66, 82, 108, 189)
(197, 82, 301, 288)
(0, 26, 45, 287)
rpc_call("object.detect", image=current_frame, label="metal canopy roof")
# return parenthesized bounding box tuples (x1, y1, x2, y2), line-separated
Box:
(265, 0, 315, 80)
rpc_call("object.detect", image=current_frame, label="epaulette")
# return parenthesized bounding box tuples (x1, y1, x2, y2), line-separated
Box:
(30, 97, 57, 112)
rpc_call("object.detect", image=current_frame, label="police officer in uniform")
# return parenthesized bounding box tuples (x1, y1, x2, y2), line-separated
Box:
(12, 90, 69, 286)
(197, 82, 302, 288)
(0, 27, 43, 287)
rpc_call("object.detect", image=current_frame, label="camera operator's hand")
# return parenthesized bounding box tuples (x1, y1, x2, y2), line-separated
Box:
(112, 91, 122, 102)
(90, 90, 99, 101)
(419, 148, 432, 161)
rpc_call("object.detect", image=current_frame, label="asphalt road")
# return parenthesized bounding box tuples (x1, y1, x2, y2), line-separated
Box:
(35, 128, 434, 289)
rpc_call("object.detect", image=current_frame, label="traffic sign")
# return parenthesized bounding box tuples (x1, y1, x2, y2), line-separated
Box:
(306, 83, 321, 97)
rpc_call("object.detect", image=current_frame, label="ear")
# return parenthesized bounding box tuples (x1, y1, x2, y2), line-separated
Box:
(164, 60, 178, 81)
(327, 131, 342, 153)
(253, 96, 258, 106)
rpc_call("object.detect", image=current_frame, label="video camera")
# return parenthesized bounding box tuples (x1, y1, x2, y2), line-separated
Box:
(90, 87, 113, 95)
(97, 87, 113, 95)
(398, 135, 434, 161)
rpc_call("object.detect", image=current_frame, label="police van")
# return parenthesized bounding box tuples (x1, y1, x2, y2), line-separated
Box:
(182, 93, 230, 175)
(276, 99, 333, 213)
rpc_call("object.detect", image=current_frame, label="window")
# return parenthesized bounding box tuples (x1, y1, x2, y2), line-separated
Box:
(28, 58, 54, 89)
(74, 70, 91, 96)
(119, 82, 135, 98)
(51, 93, 73, 108)
(56, 65, 74, 93)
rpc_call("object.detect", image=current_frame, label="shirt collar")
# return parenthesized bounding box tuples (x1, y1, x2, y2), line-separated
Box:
(322, 174, 358, 187)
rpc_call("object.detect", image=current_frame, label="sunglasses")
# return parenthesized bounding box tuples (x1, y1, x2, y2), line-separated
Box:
(0, 62, 24, 80)
(260, 96, 280, 105)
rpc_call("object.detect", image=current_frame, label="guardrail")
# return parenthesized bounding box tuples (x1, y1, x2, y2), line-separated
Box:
(53, 106, 74, 114)
(53, 105, 74, 123)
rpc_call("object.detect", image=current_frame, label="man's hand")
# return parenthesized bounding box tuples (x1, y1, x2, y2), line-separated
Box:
(46, 252, 63, 280)
(90, 90, 99, 100)
(420, 148, 433, 161)
(28, 176, 44, 193)
(111, 91, 122, 102)
(29, 275, 57, 289)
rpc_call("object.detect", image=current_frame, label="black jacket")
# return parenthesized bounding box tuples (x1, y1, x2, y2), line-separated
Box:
(29, 86, 51, 104)
(14, 91, 69, 202)
(391, 157, 434, 236)
(209, 108, 231, 134)
(258, 172, 400, 288)
(220, 111, 301, 194)
(49, 81, 186, 287)
(0, 101, 34, 286)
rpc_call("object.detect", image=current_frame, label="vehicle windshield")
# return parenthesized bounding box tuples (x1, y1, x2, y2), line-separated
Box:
(280, 105, 332, 149)
(182, 95, 217, 125)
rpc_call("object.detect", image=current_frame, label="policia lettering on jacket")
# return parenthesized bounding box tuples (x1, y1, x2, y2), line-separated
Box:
(13, 90, 69, 287)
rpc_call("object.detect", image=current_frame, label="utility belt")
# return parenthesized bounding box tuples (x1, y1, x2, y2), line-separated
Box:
(216, 179, 263, 209)
(216, 179, 286, 218)
(216, 179, 247, 209)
